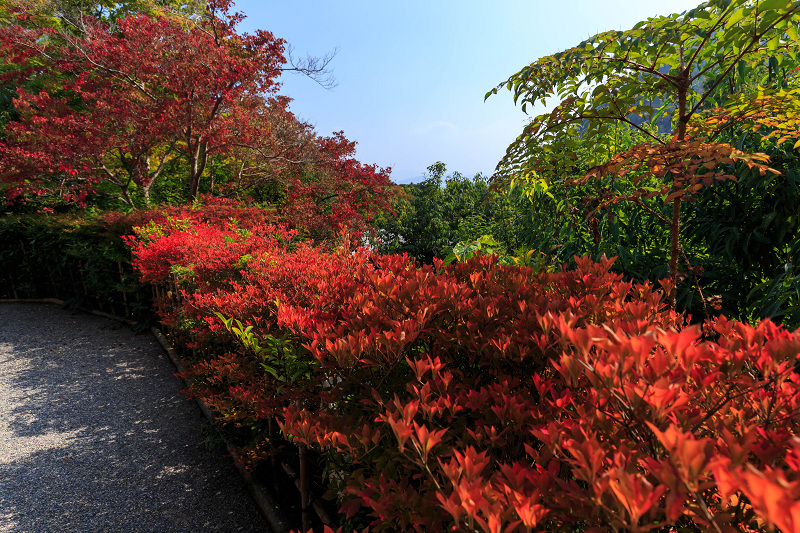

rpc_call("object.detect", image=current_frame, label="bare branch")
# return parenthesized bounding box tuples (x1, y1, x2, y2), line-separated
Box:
(150, 139, 178, 180)
(282, 43, 339, 90)
(684, 2, 736, 72)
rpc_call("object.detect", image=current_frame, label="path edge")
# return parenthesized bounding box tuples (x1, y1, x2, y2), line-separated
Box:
(151, 326, 291, 533)
(1, 298, 291, 533)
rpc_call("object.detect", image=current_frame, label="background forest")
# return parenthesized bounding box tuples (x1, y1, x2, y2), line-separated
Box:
(2, 1, 800, 532)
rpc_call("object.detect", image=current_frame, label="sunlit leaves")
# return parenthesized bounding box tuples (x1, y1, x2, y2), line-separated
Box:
(492, 0, 800, 180)
(490, 0, 800, 310)
(129, 211, 800, 531)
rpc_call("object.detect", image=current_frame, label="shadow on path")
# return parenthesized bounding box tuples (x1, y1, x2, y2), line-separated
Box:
(0, 303, 269, 533)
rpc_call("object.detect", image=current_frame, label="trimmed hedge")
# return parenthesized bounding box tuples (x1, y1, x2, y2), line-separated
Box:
(0, 212, 153, 323)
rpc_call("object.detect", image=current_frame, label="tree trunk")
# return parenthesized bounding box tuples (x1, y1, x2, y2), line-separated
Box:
(187, 140, 208, 201)
(668, 66, 689, 309)
(668, 197, 682, 308)
(142, 183, 152, 207)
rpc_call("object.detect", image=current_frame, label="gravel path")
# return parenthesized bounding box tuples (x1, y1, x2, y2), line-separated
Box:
(0, 303, 270, 533)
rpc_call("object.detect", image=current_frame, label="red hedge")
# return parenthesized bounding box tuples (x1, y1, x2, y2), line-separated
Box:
(130, 213, 800, 533)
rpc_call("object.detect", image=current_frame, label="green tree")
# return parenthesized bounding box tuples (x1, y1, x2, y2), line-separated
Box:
(490, 0, 800, 308)
(374, 163, 525, 264)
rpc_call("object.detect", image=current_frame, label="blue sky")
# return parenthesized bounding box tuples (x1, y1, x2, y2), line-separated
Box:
(236, 0, 701, 183)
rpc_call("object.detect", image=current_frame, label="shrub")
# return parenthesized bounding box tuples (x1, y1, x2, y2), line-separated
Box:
(128, 212, 800, 532)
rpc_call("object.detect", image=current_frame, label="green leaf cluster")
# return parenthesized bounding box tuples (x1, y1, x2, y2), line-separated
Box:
(490, 0, 800, 179)
(216, 313, 317, 391)
(372, 163, 533, 264)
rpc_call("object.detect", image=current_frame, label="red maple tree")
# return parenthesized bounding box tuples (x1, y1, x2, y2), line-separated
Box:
(0, 0, 289, 206)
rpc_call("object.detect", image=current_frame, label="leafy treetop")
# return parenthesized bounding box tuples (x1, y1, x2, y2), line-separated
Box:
(489, 0, 800, 307)
(490, 0, 800, 174)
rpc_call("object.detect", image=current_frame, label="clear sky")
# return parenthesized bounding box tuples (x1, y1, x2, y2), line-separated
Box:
(235, 0, 702, 183)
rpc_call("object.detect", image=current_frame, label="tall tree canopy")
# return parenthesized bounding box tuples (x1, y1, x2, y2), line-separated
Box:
(490, 0, 800, 307)
(0, 0, 384, 222)
(0, 0, 288, 205)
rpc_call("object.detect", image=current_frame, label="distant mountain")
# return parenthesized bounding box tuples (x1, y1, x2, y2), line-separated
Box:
(391, 175, 426, 185)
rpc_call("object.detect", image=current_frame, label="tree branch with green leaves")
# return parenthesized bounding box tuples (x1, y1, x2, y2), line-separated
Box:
(489, 0, 800, 308)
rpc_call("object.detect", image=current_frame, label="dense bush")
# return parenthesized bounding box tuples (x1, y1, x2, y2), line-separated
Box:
(374, 140, 800, 331)
(4, 202, 800, 531)
(128, 211, 800, 532)
(0, 210, 153, 321)
(0, 197, 288, 322)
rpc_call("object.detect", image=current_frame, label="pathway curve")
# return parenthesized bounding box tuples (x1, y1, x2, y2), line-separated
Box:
(0, 303, 269, 533)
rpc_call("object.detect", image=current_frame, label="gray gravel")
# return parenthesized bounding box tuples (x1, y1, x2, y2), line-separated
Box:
(0, 303, 270, 533)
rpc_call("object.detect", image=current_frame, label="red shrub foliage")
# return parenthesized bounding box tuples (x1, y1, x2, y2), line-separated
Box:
(104, 196, 278, 233)
(129, 211, 800, 533)
(279, 131, 395, 242)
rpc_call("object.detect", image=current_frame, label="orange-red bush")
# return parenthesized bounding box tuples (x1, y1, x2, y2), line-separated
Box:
(130, 212, 800, 533)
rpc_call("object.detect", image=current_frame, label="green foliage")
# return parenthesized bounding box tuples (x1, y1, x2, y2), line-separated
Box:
(492, 125, 800, 326)
(501, 122, 677, 271)
(683, 140, 800, 324)
(491, 0, 800, 324)
(489, 0, 800, 176)
(0, 211, 155, 324)
(217, 313, 317, 390)
(442, 235, 554, 272)
(442, 234, 502, 265)
(373, 162, 530, 264)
